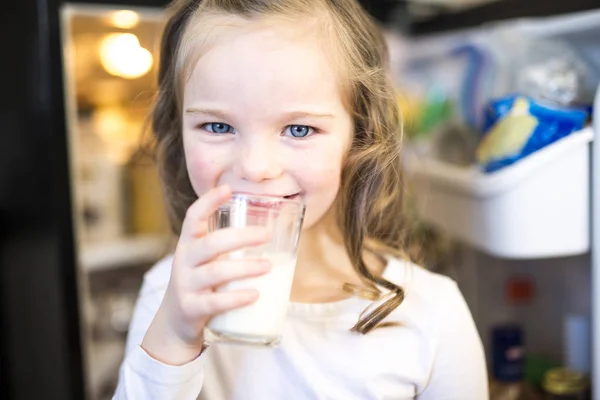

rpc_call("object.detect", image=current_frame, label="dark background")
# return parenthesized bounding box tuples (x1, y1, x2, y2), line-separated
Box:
(1, 0, 598, 399)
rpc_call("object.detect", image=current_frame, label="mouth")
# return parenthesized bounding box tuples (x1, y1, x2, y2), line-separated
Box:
(230, 192, 302, 211)
(231, 191, 301, 201)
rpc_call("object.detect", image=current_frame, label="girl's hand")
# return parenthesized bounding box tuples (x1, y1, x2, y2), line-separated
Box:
(141, 185, 271, 365)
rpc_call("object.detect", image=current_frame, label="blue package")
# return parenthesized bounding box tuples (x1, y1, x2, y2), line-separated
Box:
(492, 324, 525, 382)
(478, 95, 589, 173)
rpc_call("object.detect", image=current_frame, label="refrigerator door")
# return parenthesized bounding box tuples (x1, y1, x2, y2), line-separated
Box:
(1, 1, 168, 399)
(0, 0, 85, 399)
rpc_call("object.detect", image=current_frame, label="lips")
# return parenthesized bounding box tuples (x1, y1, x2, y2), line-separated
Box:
(231, 191, 302, 204)
(234, 192, 300, 199)
(229, 193, 302, 213)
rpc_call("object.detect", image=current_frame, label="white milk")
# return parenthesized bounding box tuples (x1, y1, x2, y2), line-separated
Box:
(208, 253, 297, 343)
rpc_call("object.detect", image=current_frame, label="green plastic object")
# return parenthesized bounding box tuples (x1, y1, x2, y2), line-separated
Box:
(525, 355, 559, 389)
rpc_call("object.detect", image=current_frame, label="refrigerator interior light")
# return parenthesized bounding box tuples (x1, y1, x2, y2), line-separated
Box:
(99, 33, 153, 79)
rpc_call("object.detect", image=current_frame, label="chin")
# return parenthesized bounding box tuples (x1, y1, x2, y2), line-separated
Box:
(300, 199, 338, 231)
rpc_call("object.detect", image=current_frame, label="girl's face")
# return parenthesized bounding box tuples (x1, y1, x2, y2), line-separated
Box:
(182, 17, 353, 229)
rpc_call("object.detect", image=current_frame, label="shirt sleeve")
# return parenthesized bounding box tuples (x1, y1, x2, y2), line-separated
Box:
(113, 260, 205, 399)
(417, 280, 489, 400)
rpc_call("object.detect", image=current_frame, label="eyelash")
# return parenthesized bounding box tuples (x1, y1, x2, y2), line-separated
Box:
(200, 122, 235, 134)
(198, 123, 319, 138)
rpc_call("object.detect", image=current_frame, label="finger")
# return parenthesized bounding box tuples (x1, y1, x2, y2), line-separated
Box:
(188, 259, 271, 291)
(180, 185, 232, 240)
(185, 290, 259, 319)
(186, 226, 270, 266)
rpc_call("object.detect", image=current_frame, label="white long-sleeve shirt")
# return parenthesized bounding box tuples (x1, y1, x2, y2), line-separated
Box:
(114, 256, 488, 400)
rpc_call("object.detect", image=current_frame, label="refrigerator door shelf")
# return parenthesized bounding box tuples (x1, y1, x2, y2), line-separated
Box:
(80, 234, 170, 273)
(405, 127, 593, 259)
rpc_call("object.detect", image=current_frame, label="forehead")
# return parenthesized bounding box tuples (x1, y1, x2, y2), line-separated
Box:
(182, 15, 346, 109)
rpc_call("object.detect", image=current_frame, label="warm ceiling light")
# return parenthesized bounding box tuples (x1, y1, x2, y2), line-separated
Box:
(99, 33, 153, 79)
(109, 10, 139, 29)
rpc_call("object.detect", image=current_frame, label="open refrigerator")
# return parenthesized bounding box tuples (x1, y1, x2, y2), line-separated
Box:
(390, 7, 600, 399)
(58, 4, 600, 397)
(2, 1, 600, 399)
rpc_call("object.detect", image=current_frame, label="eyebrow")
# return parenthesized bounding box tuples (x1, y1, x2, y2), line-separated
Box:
(185, 108, 335, 121)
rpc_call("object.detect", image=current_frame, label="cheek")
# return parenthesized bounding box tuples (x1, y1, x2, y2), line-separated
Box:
(294, 145, 345, 228)
(184, 142, 224, 196)
(302, 163, 341, 192)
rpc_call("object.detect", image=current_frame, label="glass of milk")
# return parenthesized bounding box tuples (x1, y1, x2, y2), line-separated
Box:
(205, 193, 306, 347)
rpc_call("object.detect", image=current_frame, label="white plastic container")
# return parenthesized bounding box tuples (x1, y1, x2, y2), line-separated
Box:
(405, 127, 593, 259)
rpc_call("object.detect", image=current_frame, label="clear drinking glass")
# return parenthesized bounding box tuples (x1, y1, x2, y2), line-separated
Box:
(204, 193, 306, 347)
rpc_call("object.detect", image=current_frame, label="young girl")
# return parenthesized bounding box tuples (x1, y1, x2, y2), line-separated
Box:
(114, 0, 488, 398)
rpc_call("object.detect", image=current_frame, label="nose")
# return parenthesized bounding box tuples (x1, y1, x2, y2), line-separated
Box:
(233, 137, 283, 183)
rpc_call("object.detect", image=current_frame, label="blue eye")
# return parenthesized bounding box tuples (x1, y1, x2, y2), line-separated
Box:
(203, 123, 234, 134)
(285, 125, 313, 138)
